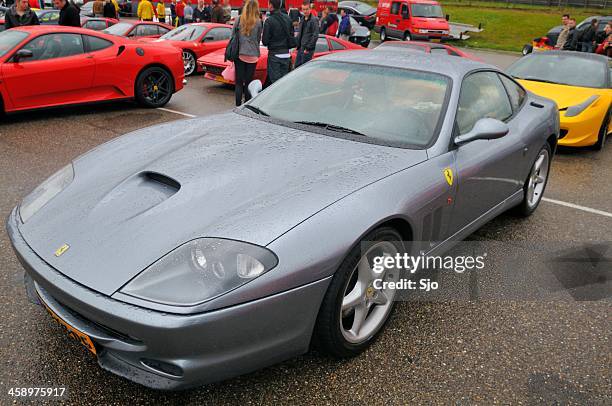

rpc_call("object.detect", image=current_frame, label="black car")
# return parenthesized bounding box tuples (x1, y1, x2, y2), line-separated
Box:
(523, 15, 611, 55)
(338, 1, 376, 29)
(347, 15, 371, 47)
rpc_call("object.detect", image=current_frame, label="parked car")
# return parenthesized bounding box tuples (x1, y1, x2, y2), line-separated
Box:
(508, 51, 611, 150)
(198, 34, 362, 85)
(522, 15, 612, 55)
(141, 22, 232, 76)
(346, 15, 371, 47)
(81, 17, 119, 31)
(374, 0, 450, 42)
(35, 9, 60, 25)
(102, 21, 173, 39)
(0, 25, 184, 113)
(7, 50, 559, 390)
(79, 1, 95, 18)
(375, 40, 480, 60)
(338, 1, 376, 29)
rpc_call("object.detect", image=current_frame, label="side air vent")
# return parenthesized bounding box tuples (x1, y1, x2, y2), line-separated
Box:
(142, 171, 181, 192)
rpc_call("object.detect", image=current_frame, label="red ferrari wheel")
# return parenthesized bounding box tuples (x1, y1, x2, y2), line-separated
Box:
(135, 67, 174, 108)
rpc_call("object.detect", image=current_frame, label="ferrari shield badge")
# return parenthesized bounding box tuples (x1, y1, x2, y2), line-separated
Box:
(443, 168, 454, 186)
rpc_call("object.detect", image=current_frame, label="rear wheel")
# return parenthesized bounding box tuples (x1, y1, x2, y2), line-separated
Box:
(182, 50, 196, 76)
(403, 31, 411, 41)
(515, 143, 551, 217)
(593, 107, 610, 151)
(135, 67, 174, 108)
(379, 27, 387, 42)
(314, 227, 405, 357)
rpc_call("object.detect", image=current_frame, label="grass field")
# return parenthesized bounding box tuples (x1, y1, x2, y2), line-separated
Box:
(364, 0, 610, 52)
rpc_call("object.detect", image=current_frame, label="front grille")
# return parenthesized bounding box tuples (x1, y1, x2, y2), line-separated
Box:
(205, 66, 224, 76)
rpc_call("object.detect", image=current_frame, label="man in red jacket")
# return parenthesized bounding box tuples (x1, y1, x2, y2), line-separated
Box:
(176, 0, 186, 25)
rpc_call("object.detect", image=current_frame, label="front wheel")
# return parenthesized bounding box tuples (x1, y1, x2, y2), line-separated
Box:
(379, 27, 387, 42)
(135, 67, 174, 108)
(182, 50, 196, 76)
(515, 143, 551, 217)
(593, 107, 610, 151)
(314, 227, 405, 358)
(403, 31, 411, 41)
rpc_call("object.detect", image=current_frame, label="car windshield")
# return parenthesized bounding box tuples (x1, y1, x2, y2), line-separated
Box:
(410, 4, 444, 18)
(353, 3, 375, 14)
(508, 53, 608, 89)
(246, 61, 450, 148)
(103, 22, 133, 35)
(0, 29, 28, 57)
(160, 24, 205, 41)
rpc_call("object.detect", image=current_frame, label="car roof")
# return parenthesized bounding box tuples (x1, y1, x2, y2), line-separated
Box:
(526, 50, 609, 64)
(320, 50, 493, 79)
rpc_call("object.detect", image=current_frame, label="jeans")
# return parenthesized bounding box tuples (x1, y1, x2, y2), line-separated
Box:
(235, 59, 257, 106)
(267, 54, 291, 84)
(294, 48, 313, 68)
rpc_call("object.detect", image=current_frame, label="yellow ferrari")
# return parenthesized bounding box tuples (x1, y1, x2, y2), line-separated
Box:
(508, 51, 611, 150)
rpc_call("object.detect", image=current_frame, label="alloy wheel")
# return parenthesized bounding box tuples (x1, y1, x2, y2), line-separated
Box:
(526, 148, 549, 209)
(183, 51, 196, 76)
(142, 70, 172, 106)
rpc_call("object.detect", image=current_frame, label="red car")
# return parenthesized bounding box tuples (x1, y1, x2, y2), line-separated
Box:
(0, 26, 184, 113)
(198, 35, 362, 86)
(374, 40, 481, 61)
(81, 18, 119, 31)
(374, 0, 450, 41)
(140, 23, 233, 76)
(102, 21, 173, 39)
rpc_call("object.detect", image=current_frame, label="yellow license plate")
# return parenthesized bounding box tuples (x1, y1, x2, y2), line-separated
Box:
(214, 74, 230, 83)
(40, 296, 97, 355)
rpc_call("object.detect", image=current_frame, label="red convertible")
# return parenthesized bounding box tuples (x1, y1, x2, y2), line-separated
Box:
(139, 23, 233, 76)
(0, 26, 184, 114)
(198, 35, 362, 86)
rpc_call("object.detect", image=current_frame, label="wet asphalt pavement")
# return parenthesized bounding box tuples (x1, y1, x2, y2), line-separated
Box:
(0, 47, 611, 405)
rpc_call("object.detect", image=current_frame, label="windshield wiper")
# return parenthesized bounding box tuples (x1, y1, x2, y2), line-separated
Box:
(514, 77, 558, 84)
(294, 121, 366, 136)
(243, 105, 269, 116)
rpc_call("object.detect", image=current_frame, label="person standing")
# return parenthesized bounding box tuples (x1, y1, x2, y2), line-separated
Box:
(294, 0, 318, 68)
(211, 0, 223, 23)
(337, 8, 351, 41)
(579, 19, 597, 53)
(156, 0, 166, 23)
(170, 0, 177, 25)
(93, 0, 104, 17)
(103, 0, 116, 18)
(562, 18, 579, 51)
(176, 0, 185, 25)
(233, 0, 262, 106)
(262, 0, 294, 84)
(555, 14, 570, 49)
(4, 0, 39, 29)
(53, 0, 80, 27)
(221, 0, 231, 23)
(184, 0, 193, 23)
(192, 0, 207, 22)
(138, 0, 155, 21)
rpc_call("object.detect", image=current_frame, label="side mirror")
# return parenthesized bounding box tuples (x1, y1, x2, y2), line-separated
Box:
(454, 118, 509, 145)
(248, 79, 263, 98)
(13, 49, 33, 62)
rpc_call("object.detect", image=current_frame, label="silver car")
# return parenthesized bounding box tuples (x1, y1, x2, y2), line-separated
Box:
(7, 51, 559, 389)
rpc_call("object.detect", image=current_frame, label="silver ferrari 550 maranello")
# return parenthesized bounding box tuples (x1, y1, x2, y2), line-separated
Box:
(7, 51, 559, 389)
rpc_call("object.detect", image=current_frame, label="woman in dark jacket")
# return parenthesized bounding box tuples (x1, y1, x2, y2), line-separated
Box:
(103, 0, 117, 19)
(232, 0, 262, 106)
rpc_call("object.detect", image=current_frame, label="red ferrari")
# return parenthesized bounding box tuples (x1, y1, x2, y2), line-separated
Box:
(102, 21, 174, 40)
(81, 18, 119, 31)
(198, 35, 363, 86)
(374, 40, 481, 61)
(0, 26, 184, 114)
(140, 23, 233, 76)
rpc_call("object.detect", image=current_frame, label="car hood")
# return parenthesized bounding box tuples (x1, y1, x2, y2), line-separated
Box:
(198, 47, 227, 65)
(517, 80, 606, 110)
(19, 113, 427, 295)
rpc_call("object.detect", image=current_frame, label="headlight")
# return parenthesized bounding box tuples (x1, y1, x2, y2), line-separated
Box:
(565, 95, 599, 117)
(19, 164, 74, 223)
(119, 238, 278, 306)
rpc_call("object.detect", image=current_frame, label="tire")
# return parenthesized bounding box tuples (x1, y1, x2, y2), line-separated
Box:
(403, 31, 411, 41)
(379, 27, 387, 42)
(522, 44, 533, 55)
(515, 143, 552, 217)
(314, 227, 406, 358)
(135, 66, 174, 108)
(593, 107, 610, 151)
(182, 50, 196, 76)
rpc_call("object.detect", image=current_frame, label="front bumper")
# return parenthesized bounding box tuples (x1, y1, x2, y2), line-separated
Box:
(558, 106, 607, 147)
(7, 207, 330, 390)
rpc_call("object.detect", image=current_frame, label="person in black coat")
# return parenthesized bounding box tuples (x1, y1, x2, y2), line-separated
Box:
(103, 0, 116, 19)
(53, 0, 81, 27)
(562, 18, 579, 51)
(4, 0, 40, 29)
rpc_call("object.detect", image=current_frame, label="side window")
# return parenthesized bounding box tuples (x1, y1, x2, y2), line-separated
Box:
(499, 74, 526, 113)
(19, 33, 84, 62)
(135, 24, 159, 37)
(430, 48, 448, 55)
(158, 26, 170, 36)
(314, 37, 330, 53)
(456, 72, 513, 135)
(204, 27, 232, 41)
(447, 49, 461, 57)
(84, 35, 113, 52)
(85, 20, 107, 31)
(400, 4, 409, 19)
(330, 39, 345, 50)
(390, 2, 400, 15)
